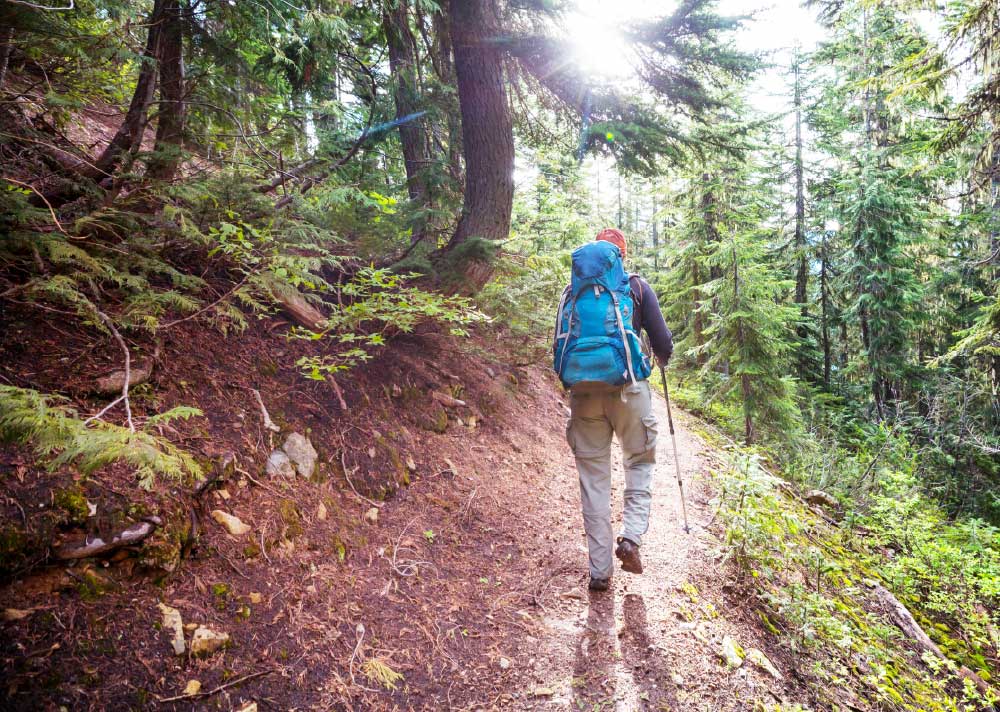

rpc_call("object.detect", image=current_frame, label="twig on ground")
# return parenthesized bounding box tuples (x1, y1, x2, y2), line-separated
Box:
(156, 669, 273, 703)
(340, 450, 382, 509)
(86, 310, 134, 432)
(329, 376, 348, 411)
(385, 517, 433, 579)
(1, 176, 72, 235)
(159, 273, 251, 329)
(250, 388, 281, 433)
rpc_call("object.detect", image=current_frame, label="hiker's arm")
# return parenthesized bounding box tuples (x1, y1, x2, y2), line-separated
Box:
(639, 279, 673, 365)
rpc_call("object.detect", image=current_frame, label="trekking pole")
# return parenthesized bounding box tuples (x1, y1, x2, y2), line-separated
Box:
(659, 364, 691, 534)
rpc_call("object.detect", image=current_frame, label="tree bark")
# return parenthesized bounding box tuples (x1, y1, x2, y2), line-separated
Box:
(383, 0, 433, 244)
(443, 0, 515, 291)
(0, 25, 14, 91)
(88, 0, 165, 181)
(793, 54, 808, 310)
(147, 0, 186, 182)
(431, 8, 463, 185)
(820, 230, 832, 387)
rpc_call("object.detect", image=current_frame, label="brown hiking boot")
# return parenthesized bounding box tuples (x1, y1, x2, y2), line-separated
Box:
(588, 577, 610, 592)
(615, 537, 643, 574)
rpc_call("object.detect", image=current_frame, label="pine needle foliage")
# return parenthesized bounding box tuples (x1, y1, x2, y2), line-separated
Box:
(0, 386, 203, 490)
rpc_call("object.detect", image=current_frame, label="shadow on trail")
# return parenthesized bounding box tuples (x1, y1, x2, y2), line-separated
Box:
(572, 591, 616, 709)
(620, 592, 682, 710)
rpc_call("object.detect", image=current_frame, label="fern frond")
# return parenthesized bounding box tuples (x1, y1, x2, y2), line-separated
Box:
(0, 386, 203, 489)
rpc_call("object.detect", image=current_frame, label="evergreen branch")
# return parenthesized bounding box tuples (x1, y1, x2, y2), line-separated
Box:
(2, 176, 70, 236)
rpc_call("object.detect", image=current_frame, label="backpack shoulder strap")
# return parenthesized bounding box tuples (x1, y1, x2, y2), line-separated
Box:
(629, 274, 643, 310)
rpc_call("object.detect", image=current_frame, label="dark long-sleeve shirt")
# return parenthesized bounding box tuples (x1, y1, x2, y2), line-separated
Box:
(629, 275, 673, 365)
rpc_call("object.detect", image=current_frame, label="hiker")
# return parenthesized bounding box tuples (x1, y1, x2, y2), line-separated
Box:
(553, 228, 673, 592)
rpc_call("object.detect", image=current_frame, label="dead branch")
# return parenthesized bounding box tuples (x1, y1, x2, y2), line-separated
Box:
(251, 388, 280, 433)
(54, 516, 161, 560)
(159, 273, 251, 329)
(1, 176, 70, 235)
(872, 583, 994, 699)
(86, 310, 135, 432)
(156, 669, 273, 703)
(340, 449, 383, 509)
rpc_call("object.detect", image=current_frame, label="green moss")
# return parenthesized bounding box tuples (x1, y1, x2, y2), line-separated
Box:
(278, 499, 303, 539)
(75, 567, 114, 600)
(54, 485, 90, 525)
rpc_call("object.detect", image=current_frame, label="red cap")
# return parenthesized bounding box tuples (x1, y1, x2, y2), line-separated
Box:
(595, 228, 627, 259)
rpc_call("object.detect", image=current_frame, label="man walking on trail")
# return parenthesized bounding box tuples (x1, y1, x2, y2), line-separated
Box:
(553, 228, 673, 592)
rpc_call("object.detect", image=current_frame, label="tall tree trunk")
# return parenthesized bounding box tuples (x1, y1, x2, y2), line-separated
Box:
(443, 0, 515, 291)
(383, 0, 432, 244)
(89, 0, 164, 181)
(147, 0, 186, 182)
(793, 54, 808, 309)
(820, 230, 832, 387)
(0, 25, 14, 91)
(733, 243, 753, 444)
(431, 8, 463, 185)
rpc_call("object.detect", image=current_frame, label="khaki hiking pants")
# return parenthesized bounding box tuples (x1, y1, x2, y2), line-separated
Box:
(566, 380, 658, 580)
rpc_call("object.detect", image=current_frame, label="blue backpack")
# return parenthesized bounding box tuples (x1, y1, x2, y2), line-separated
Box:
(553, 241, 652, 388)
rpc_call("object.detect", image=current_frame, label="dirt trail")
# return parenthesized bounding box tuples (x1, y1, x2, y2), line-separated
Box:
(507, 391, 799, 711)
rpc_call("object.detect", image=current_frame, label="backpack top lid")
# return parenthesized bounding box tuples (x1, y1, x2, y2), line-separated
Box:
(570, 240, 628, 297)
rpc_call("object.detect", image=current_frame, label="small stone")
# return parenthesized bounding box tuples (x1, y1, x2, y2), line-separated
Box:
(499, 657, 511, 670)
(183, 623, 198, 632)
(216, 489, 230, 501)
(211, 510, 251, 537)
(248, 592, 263, 604)
(670, 672, 685, 686)
(720, 635, 744, 668)
(2, 608, 32, 622)
(190, 625, 230, 656)
(317, 502, 328, 521)
(391, 384, 402, 397)
(532, 687, 554, 697)
(282, 433, 318, 478)
(364, 507, 379, 525)
(405, 456, 417, 472)
(234, 703, 257, 712)
(183, 680, 201, 696)
(745, 648, 782, 679)
(265, 450, 295, 478)
(157, 603, 185, 655)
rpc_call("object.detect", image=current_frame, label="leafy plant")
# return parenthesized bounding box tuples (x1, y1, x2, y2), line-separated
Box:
(0, 386, 202, 490)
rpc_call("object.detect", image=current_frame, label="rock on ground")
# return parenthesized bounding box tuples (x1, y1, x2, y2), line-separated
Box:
(282, 432, 318, 478)
(157, 603, 185, 655)
(190, 626, 229, 656)
(211, 510, 251, 537)
(265, 450, 295, 478)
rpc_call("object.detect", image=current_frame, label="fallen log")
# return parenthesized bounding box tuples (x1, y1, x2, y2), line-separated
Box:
(871, 583, 994, 699)
(54, 516, 162, 560)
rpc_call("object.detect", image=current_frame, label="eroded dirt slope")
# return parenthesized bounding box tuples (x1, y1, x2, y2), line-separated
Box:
(1, 316, 806, 710)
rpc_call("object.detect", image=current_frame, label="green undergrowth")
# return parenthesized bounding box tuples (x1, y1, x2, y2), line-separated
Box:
(0, 386, 202, 490)
(1, 172, 486, 492)
(669, 376, 1000, 710)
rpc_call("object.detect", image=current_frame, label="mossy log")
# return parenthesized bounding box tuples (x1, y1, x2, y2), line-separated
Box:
(872, 583, 994, 700)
